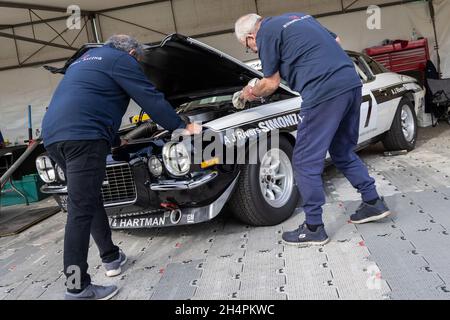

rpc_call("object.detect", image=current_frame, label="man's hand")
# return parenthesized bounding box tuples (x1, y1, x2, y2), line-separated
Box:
(240, 72, 281, 102)
(241, 85, 259, 102)
(183, 122, 203, 135)
(111, 138, 129, 154)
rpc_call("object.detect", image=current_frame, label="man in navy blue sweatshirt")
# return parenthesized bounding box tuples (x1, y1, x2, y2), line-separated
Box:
(42, 35, 201, 300)
(234, 14, 390, 247)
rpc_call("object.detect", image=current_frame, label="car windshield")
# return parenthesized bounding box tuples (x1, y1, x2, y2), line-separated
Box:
(178, 94, 233, 112)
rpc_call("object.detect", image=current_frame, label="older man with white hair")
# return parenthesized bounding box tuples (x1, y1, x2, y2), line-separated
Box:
(42, 34, 201, 300)
(234, 13, 390, 247)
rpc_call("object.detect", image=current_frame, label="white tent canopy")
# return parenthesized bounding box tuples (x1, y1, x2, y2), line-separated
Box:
(0, 0, 445, 70)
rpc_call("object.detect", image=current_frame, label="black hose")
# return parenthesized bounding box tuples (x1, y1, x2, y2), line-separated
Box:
(123, 121, 158, 140)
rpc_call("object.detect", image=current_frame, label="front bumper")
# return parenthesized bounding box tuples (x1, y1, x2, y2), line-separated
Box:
(41, 170, 219, 197)
(109, 174, 238, 229)
(150, 171, 218, 191)
(41, 169, 239, 229)
(41, 185, 67, 193)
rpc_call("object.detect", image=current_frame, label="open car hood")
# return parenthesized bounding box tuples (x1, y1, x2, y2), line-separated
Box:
(45, 34, 294, 105)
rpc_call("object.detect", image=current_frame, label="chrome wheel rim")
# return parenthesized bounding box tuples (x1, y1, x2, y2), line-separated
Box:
(259, 148, 294, 208)
(401, 105, 415, 142)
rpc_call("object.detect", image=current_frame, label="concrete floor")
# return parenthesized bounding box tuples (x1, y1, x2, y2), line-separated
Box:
(1, 125, 450, 300)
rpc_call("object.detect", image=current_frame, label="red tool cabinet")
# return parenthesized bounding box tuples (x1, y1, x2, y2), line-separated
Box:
(364, 39, 430, 85)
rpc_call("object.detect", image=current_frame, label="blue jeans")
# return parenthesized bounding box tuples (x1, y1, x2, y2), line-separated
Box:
(293, 87, 379, 225)
(47, 140, 119, 292)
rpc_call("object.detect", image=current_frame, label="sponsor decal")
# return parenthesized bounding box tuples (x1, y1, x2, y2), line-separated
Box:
(224, 113, 303, 145)
(70, 53, 103, 67)
(259, 113, 303, 132)
(187, 213, 195, 224)
(372, 84, 407, 104)
(390, 86, 407, 95)
(111, 211, 171, 228)
(283, 15, 312, 28)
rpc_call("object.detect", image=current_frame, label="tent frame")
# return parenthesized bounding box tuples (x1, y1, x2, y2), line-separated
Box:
(0, 0, 436, 72)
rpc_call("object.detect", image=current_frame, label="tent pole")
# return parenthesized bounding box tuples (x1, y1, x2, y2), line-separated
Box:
(90, 15, 101, 43)
(428, 0, 441, 77)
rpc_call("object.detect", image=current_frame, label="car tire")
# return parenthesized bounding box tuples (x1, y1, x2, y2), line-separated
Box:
(382, 97, 417, 151)
(54, 195, 68, 212)
(229, 136, 300, 226)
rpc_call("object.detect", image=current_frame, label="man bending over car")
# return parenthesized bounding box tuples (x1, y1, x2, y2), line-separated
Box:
(41, 34, 201, 300)
(234, 13, 391, 247)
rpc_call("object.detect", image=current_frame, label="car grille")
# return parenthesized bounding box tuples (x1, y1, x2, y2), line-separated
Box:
(101, 163, 137, 207)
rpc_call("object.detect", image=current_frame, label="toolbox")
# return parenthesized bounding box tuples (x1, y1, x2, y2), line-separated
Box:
(0, 174, 48, 207)
(364, 39, 430, 85)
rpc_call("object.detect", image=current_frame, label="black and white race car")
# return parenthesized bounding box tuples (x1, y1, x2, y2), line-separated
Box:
(36, 34, 425, 229)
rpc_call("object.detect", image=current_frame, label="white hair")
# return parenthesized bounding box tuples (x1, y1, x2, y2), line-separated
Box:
(234, 13, 262, 42)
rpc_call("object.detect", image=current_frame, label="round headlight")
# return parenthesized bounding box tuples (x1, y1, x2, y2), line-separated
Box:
(36, 155, 56, 183)
(148, 156, 163, 177)
(162, 142, 191, 176)
(56, 165, 65, 181)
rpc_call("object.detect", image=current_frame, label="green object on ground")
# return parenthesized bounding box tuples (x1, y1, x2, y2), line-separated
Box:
(0, 174, 48, 207)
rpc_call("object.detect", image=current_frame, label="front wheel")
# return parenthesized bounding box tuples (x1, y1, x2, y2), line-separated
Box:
(382, 98, 418, 151)
(229, 136, 300, 226)
(53, 194, 68, 212)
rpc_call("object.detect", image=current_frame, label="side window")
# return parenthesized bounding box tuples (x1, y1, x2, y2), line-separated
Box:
(363, 55, 389, 74)
(350, 55, 374, 83)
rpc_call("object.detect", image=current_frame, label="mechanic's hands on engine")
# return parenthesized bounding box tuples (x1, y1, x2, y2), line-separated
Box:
(183, 122, 203, 135)
(232, 91, 246, 109)
(232, 78, 261, 110)
(111, 138, 128, 152)
(242, 78, 261, 102)
(241, 84, 259, 102)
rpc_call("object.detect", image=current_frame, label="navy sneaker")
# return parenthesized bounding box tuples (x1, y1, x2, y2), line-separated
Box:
(64, 284, 119, 300)
(103, 249, 127, 277)
(282, 223, 329, 247)
(350, 197, 391, 224)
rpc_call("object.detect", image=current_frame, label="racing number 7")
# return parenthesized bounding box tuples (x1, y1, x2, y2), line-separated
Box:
(364, 98, 373, 128)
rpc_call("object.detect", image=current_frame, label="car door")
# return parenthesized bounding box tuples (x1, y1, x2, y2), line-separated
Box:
(360, 54, 405, 135)
(349, 53, 379, 143)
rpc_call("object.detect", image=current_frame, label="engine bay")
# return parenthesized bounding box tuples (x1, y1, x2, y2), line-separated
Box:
(119, 92, 293, 142)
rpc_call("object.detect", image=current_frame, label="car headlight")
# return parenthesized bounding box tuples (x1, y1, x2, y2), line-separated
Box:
(56, 165, 65, 181)
(36, 155, 56, 183)
(148, 156, 163, 177)
(162, 142, 191, 176)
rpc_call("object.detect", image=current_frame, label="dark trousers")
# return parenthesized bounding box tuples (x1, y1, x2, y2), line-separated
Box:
(293, 87, 379, 225)
(46, 140, 119, 292)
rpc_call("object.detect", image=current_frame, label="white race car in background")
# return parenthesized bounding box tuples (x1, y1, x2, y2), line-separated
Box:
(246, 52, 425, 153)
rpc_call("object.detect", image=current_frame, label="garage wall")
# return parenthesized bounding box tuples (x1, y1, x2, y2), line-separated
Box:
(1, 0, 449, 143)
